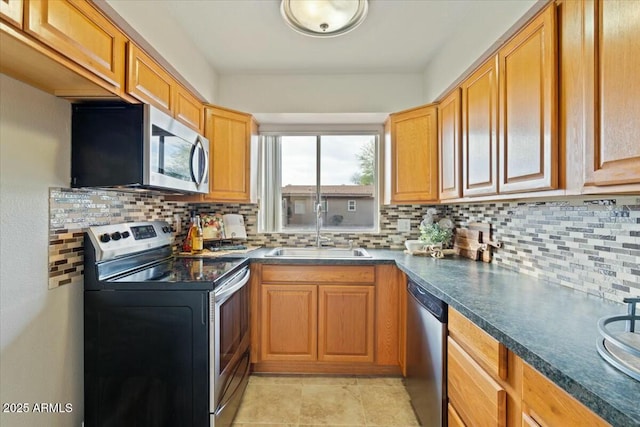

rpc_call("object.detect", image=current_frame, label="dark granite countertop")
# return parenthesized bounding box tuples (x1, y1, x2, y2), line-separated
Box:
(247, 248, 640, 426)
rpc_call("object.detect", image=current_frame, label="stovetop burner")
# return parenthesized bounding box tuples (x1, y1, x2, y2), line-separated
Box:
(84, 221, 249, 291)
(111, 257, 246, 284)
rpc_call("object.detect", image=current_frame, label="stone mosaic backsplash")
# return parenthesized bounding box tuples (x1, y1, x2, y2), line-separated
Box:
(48, 188, 188, 289)
(446, 197, 639, 302)
(190, 203, 430, 250)
(48, 187, 638, 302)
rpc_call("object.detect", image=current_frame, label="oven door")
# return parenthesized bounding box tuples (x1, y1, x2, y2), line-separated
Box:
(210, 267, 251, 426)
(147, 106, 209, 194)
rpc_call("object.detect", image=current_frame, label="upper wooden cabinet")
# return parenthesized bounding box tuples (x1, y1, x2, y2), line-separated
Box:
(127, 42, 174, 115)
(498, 4, 558, 194)
(462, 56, 499, 197)
(1, 0, 23, 28)
(127, 42, 204, 133)
(583, 0, 640, 186)
(24, 0, 126, 93)
(385, 104, 439, 204)
(175, 85, 204, 134)
(203, 106, 257, 203)
(438, 89, 461, 200)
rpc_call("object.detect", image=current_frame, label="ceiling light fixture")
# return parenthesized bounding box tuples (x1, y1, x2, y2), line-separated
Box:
(280, 0, 369, 38)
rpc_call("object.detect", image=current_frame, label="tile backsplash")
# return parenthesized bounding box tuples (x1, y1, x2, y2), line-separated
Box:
(446, 197, 639, 302)
(48, 188, 639, 303)
(48, 188, 188, 289)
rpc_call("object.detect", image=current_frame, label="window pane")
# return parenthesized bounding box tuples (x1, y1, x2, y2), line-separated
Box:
(320, 135, 375, 230)
(281, 136, 317, 231)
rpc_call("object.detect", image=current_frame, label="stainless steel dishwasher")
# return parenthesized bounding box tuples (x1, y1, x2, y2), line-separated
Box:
(405, 280, 447, 427)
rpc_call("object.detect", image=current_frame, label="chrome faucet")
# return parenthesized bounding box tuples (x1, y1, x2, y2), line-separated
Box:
(316, 203, 323, 248)
(315, 203, 331, 248)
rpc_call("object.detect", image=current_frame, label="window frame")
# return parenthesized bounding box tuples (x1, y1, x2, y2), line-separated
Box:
(259, 130, 381, 234)
(347, 200, 357, 212)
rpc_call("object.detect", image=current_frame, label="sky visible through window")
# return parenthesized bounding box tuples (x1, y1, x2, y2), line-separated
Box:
(281, 135, 374, 186)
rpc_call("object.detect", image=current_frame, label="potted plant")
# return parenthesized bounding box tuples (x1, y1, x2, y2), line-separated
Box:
(419, 223, 453, 248)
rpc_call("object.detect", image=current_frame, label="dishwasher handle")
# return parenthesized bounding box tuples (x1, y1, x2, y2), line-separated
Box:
(408, 280, 447, 323)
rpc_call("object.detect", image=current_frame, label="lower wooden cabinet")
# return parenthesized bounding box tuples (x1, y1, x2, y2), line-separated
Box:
(447, 307, 610, 427)
(521, 363, 610, 427)
(252, 264, 401, 374)
(447, 403, 466, 427)
(448, 336, 507, 427)
(260, 284, 317, 362)
(318, 285, 375, 363)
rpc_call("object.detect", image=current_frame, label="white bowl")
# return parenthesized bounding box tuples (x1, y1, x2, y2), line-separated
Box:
(405, 240, 424, 253)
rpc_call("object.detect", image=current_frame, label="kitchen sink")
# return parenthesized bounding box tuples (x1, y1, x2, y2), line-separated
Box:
(264, 247, 372, 258)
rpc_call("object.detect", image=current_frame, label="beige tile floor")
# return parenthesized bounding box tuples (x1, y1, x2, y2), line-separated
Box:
(233, 375, 420, 426)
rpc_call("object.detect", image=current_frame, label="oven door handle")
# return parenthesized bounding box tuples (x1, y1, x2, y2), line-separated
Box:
(214, 268, 250, 303)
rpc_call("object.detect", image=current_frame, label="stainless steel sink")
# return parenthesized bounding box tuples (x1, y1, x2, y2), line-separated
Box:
(264, 247, 372, 258)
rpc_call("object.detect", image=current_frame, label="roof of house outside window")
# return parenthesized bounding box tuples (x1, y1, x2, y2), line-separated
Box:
(282, 185, 374, 197)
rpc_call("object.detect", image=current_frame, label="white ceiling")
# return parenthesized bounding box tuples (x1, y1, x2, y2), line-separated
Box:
(160, 0, 538, 75)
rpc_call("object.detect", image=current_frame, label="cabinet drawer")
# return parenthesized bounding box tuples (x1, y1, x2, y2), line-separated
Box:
(448, 307, 507, 380)
(448, 403, 466, 427)
(448, 337, 506, 427)
(522, 363, 609, 427)
(261, 265, 375, 284)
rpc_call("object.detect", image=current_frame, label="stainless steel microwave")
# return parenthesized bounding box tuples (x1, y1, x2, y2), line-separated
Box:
(71, 103, 209, 194)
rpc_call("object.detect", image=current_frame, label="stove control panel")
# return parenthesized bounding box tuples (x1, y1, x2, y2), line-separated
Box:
(87, 221, 173, 261)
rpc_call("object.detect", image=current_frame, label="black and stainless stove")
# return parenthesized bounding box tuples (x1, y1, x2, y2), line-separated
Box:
(84, 221, 251, 427)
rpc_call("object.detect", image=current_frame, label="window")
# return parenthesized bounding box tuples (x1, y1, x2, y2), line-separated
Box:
(260, 133, 378, 232)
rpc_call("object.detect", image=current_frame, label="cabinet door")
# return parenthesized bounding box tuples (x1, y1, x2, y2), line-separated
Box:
(584, 0, 640, 185)
(205, 107, 255, 202)
(448, 337, 506, 427)
(438, 89, 461, 200)
(1, 0, 23, 28)
(175, 85, 204, 133)
(389, 104, 439, 203)
(318, 285, 375, 363)
(260, 284, 317, 362)
(24, 0, 126, 91)
(498, 5, 558, 193)
(462, 56, 499, 197)
(522, 363, 609, 427)
(127, 43, 174, 115)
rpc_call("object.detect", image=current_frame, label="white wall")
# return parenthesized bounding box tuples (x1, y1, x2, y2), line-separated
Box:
(422, 0, 538, 102)
(102, 0, 218, 103)
(218, 73, 425, 116)
(0, 75, 83, 426)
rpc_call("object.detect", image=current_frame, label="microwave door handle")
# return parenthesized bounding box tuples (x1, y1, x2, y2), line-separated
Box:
(191, 137, 208, 186)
